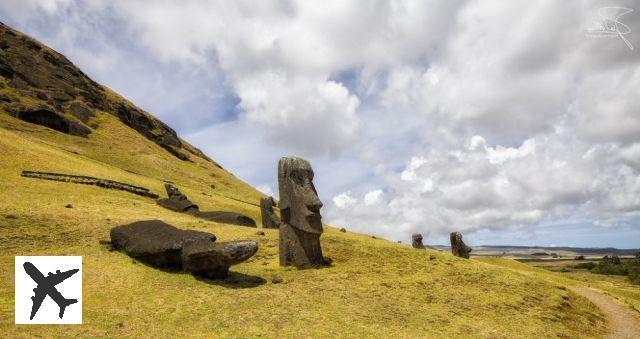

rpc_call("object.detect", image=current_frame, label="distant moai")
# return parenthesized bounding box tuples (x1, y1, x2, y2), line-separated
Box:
(450, 232, 472, 258)
(412, 233, 425, 249)
(260, 196, 281, 229)
(277, 157, 325, 267)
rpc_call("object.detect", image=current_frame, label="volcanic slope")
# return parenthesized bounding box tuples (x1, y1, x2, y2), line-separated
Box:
(0, 22, 607, 337)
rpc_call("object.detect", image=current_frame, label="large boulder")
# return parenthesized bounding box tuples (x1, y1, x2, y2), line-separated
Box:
(182, 240, 258, 279)
(450, 232, 472, 259)
(110, 220, 215, 268)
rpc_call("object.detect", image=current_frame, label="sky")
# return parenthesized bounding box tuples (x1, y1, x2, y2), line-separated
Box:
(1, 0, 639, 248)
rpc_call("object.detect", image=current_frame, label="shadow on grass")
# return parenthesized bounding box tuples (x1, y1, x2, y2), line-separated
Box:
(130, 259, 266, 288)
(194, 271, 266, 288)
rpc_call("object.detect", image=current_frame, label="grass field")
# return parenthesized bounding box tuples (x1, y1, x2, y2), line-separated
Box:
(0, 109, 612, 337)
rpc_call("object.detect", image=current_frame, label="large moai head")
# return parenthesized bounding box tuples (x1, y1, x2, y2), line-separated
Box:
(450, 232, 472, 259)
(278, 157, 323, 234)
(411, 233, 424, 249)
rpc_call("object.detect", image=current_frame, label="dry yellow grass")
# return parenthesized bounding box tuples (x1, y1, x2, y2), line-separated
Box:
(0, 112, 608, 338)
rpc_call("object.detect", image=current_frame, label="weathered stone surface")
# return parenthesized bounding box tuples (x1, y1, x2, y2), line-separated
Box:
(450, 232, 472, 259)
(156, 183, 199, 212)
(181, 240, 258, 279)
(0, 22, 216, 162)
(412, 233, 425, 249)
(110, 220, 216, 269)
(195, 211, 257, 227)
(278, 157, 326, 268)
(15, 106, 91, 137)
(260, 196, 281, 229)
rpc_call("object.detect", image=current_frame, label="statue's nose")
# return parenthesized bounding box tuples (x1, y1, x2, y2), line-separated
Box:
(306, 194, 323, 212)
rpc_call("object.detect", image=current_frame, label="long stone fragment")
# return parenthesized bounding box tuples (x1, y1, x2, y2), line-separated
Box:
(21, 170, 158, 198)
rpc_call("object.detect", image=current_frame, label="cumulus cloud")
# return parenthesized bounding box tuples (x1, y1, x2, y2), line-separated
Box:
(4, 0, 639, 246)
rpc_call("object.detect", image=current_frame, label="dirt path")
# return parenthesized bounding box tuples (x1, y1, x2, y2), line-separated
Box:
(570, 286, 640, 339)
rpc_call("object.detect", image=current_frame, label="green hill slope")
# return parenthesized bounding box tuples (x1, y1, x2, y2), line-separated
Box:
(0, 23, 607, 337)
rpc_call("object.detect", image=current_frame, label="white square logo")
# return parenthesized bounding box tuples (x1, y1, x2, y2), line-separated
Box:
(15, 256, 82, 324)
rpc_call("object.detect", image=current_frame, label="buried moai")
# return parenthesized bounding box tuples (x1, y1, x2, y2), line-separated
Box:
(412, 233, 425, 249)
(278, 157, 326, 267)
(157, 183, 199, 212)
(450, 232, 472, 258)
(260, 196, 281, 229)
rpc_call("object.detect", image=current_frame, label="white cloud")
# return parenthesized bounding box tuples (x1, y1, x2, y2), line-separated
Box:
(5, 0, 639, 246)
(332, 192, 357, 209)
(363, 189, 383, 206)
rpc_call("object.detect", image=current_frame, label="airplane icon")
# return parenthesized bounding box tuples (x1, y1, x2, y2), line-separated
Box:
(23, 262, 79, 320)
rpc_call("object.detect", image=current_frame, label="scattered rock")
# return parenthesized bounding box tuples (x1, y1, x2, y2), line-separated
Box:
(272, 276, 283, 284)
(278, 157, 326, 268)
(450, 232, 472, 259)
(256, 231, 265, 236)
(430, 255, 437, 260)
(98, 239, 111, 245)
(371, 236, 377, 239)
(339, 228, 346, 233)
(412, 233, 425, 249)
(260, 196, 281, 229)
(65, 204, 73, 208)
(4, 214, 17, 219)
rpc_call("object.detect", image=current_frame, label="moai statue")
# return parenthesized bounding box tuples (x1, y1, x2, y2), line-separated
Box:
(450, 232, 472, 258)
(278, 157, 325, 267)
(157, 183, 199, 212)
(260, 196, 281, 229)
(412, 233, 425, 249)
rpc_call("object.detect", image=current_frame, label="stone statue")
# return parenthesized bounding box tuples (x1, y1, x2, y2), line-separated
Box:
(110, 220, 258, 278)
(278, 157, 326, 267)
(260, 196, 281, 229)
(412, 233, 425, 249)
(157, 183, 199, 212)
(450, 232, 472, 258)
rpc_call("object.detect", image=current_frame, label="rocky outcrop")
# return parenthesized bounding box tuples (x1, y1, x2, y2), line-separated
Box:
(110, 220, 257, 279)
(20, 170, 158, 198)
(0, 22, 212, 163)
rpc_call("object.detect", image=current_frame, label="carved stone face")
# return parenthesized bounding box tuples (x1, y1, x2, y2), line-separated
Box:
(278, 157, 323, 234)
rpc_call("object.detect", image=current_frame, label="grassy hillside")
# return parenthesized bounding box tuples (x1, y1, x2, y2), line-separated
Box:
(0, 23, 612, 338)
(0, 112, 607, 337)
